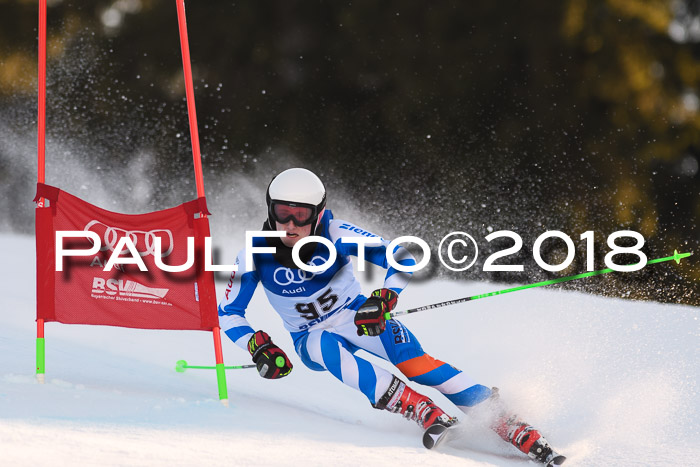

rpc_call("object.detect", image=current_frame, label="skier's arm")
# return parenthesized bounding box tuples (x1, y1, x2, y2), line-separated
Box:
(330, 219, 417, 294)
(381, 244, 416, 293)
(218, 249, 259, 350)
(330, 220, 414, 336)
(218, 249, 293, 379)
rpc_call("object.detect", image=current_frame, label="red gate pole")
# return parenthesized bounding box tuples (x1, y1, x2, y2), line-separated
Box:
(176, 0, 205, 199)
(36, 0, 47, 384)
(175, 0, 228, 406)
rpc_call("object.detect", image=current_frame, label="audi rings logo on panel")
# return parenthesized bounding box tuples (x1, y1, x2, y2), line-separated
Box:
(84, 220, 174, 258)
(273, 256, 328, 285)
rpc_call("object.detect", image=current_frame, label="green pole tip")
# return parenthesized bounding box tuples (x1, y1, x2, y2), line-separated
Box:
(175, 360, 188, 373)
(275, 356, 285, 368)
(674, 250, 692, 264)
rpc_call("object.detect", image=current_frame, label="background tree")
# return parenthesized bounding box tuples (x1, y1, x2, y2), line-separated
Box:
(0, 0, 696, 304)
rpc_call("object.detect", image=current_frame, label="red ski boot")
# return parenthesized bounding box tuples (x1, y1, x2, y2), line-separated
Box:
(375, 376, 457, 430)
(488, 388, 566, 466)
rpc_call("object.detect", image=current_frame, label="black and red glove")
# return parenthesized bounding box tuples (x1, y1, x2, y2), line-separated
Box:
(354, 288, 399, 336)
(247, 330, 293, 379)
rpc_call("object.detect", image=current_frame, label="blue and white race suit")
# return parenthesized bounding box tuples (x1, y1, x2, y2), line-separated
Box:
(218, 210, 490, 409)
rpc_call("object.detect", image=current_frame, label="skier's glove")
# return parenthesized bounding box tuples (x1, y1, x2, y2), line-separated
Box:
(355, 288, 399, 336)
(247, 330, 293, 379)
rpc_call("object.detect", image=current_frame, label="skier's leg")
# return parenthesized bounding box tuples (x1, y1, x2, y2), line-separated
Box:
(478, 388, 565, 465)
(293, 327, 455, 429)
(350, 326, 564, 463)
(366, 321, 563, 463)
(339, 319, 563, 462)
(343, 318, 492, 410)
(292, 327, 395, 404)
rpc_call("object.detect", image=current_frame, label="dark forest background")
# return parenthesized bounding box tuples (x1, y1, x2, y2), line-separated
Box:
(0, 0, 698, 305)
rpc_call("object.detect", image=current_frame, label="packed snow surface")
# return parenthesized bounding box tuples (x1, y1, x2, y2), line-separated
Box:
(0, 233, 698, 466)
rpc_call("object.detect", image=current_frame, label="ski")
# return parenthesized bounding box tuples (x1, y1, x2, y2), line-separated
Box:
(525, 434, 567, 466)
(422, 420, 566, 466)
(422, 421, 458, 450)
(544, 454, 566, 466)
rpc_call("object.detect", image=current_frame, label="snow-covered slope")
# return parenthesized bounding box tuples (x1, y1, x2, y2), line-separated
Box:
(1, 233, 698, 466)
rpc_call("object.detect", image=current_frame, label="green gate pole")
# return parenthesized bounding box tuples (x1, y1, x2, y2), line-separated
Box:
(36, 328, 45, 384)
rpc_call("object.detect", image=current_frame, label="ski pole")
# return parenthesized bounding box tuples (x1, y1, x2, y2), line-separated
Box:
(175, 359, 255, 372)
(385, 250, 692, 319)
(175, 359, 284, 373)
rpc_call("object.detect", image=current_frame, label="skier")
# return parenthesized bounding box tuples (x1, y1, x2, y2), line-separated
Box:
(218, 168, 564, 465)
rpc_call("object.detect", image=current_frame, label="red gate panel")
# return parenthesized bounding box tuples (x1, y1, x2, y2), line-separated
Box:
(35, 183, 218, 331)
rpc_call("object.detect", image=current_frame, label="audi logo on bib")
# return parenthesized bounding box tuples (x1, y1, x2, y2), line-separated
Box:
(273, 256, 327, 285)
(84, 220, 174, 257)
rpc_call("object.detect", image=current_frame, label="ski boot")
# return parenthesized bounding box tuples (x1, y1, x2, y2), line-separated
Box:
(488, 388, 566, 466)
(374, 375, 457, 430)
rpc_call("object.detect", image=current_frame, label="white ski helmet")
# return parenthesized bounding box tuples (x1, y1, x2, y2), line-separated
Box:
(266, 168, 327, 234)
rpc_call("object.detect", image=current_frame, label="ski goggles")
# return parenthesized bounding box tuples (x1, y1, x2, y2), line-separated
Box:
(269, 201, 318, 227)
